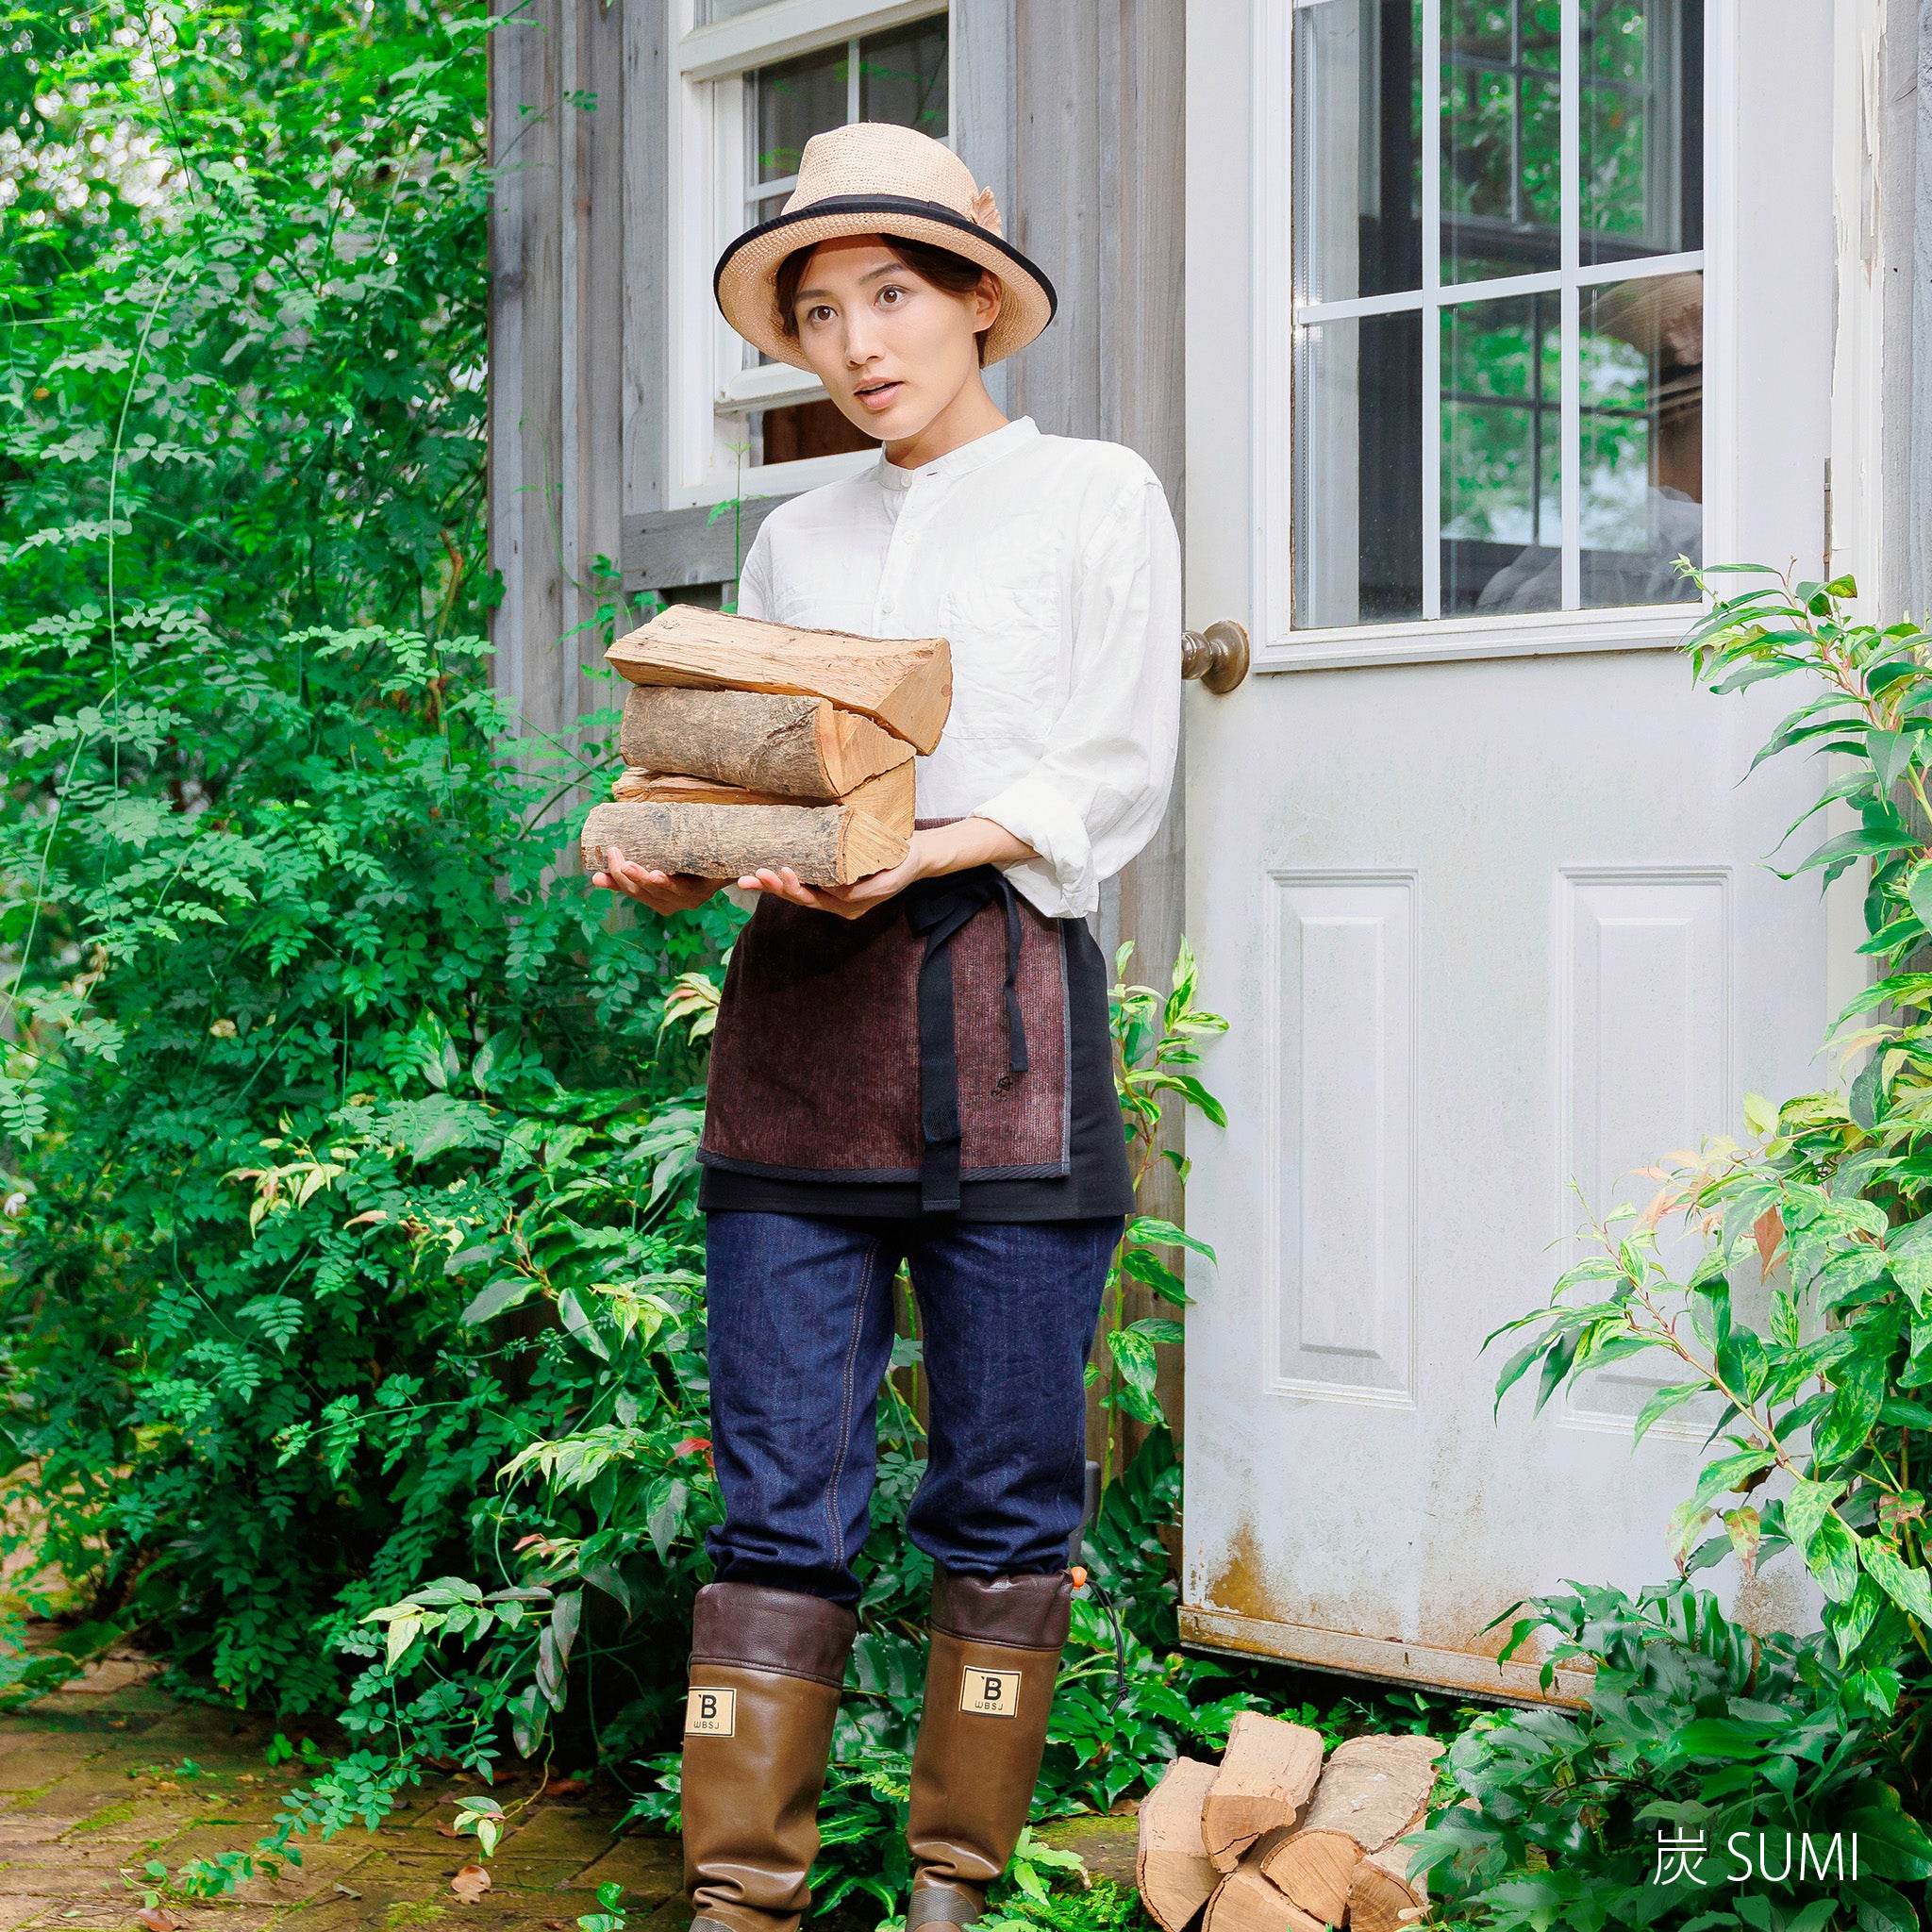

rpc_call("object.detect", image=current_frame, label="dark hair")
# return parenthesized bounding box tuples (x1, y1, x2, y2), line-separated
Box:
(774, 236, 999, 365)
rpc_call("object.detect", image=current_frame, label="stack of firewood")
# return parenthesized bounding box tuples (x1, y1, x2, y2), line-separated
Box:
(1137, 1714, 1442, 1932)
(579, 604, 952, 886)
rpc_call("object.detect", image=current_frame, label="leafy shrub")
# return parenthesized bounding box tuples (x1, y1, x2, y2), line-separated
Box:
(0, 0, 731, 1715)
(1440, 567, 1932, 1928)
(1419, 1580, 1929, 1931)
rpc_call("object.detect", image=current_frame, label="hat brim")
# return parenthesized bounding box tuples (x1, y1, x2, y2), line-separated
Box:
(714, 194, 1058, 372)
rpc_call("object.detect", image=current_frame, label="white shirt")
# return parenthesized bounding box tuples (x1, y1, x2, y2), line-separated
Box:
(736, 415, 1183, 920)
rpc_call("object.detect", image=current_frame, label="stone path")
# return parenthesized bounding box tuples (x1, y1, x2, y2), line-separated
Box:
(1, 1657, 1138, 1932)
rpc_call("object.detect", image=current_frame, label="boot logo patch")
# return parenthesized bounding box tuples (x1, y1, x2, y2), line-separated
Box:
(959, 1668, 1022, 1717)
(685, 1687, 736, 1737)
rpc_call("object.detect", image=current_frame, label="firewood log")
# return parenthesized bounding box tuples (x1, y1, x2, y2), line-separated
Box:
(580, 798, 907, 887)
(1200, 1837, 1326, 1932)
(609, 762, 916, 834)
(1255, 1834, 1355, 1929)
(607, 605, 951, 754)
(1346, 1833, 1429, 1932)
(1200, 1712, 1324, 1873)
(1257, 1734, 1443, 1924)
(618, 687, 914, 798)
(1137, 1757, 1221, 1932)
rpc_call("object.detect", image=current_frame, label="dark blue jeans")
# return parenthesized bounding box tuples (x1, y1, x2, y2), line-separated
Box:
(703, 1211, 1123, 1605)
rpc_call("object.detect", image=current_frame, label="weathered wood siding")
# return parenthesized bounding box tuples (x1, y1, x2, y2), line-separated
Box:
(489, 0, 630, 770)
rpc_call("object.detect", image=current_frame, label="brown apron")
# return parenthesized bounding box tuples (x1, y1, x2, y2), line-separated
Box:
(699, 858, 1072, 1210)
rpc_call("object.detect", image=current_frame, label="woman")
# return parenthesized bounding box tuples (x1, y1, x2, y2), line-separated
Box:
(593, 122, 1180, 1932)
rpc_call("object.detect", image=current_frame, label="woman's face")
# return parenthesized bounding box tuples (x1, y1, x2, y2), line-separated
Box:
(788, 237, 1000, 444)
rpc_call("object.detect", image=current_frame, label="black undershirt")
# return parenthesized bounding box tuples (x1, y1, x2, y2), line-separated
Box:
(696, 916, 1134, 1223)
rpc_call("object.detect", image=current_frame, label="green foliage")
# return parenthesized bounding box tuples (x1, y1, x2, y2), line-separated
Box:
(1097, 941, 1225, 1480)
(1468, 565, 1932, 1928)
(1418, 1580, 1931, 1932)
(0, 0, 726, 1724)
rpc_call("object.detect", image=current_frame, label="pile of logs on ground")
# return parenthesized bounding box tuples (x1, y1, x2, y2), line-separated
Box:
(1138, 1714, 1441, 1932)
(578, 605, 951, 885)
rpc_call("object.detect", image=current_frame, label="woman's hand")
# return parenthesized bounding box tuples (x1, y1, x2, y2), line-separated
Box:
(591, 846, 723, 916)
(736, 818, 1036, 920)
(737, 846, 926, 920)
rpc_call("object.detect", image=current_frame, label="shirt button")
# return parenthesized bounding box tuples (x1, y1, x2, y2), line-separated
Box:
(880, 598, 895, 613)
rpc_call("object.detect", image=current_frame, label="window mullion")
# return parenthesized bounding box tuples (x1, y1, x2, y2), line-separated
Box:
(848, 35, 860, 123)
(1559, 0, 1581, 609)
(1421, 0, 1442, 623)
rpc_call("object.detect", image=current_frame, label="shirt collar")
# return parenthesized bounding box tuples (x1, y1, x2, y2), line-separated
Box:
(874, 416, 1041, 494)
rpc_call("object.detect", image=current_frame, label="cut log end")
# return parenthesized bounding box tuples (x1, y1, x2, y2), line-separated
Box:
(1202, 1863, 1327, 1932)
(1200, 1712, 1326, 1869)
(1347, 1839, 1428, 1932)
(1138, 1757, 1222, 1932)
(1257, 1830, 1358, 1927)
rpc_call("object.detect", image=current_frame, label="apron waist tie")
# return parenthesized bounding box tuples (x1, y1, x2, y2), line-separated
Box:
(902, 867, 1030, 1212)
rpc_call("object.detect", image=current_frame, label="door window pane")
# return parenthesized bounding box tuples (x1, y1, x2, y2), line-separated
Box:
(1294, 0, 1424, 303)
(1578, 270, 1702, 604)
(1293, 310, 1425, 628)
(1582, 0, 1702, 265)
(860, 17, 948, 140)
(1441, 292, 1562, 612)
(1442, 0, 1560, 282)
(1291, 0, 1704, 626)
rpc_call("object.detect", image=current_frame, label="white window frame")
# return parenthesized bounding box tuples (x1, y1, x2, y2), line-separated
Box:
(666, 0, 952, 512)
(1254, 0, 1738, 671)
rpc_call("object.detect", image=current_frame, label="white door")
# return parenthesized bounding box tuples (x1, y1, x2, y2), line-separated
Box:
(1180, 0, 1842, 1699)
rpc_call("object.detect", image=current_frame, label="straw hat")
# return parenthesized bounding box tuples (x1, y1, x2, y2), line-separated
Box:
(713, 122, 1057, 369)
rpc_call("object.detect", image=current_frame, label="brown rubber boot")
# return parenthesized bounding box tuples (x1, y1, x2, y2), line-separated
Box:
(681, 1580, 858, 1932)
(905, 1570, 1074, 1932)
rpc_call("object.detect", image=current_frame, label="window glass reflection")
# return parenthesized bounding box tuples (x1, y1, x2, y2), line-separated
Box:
(1578, 271, 1702, 604)
(753, 42, 847, 186)
(1294, 0, 1424, 304)
(859, 17, 948, 139)
(1293, 310, 1424, 629)
(1441, 294, 1562, 613)
(1442, 0, 1560, 282)
(1582, 0, 1702, 265)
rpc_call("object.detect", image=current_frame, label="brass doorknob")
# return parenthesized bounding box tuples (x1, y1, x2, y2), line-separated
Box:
(1181, 619, 1251, 694)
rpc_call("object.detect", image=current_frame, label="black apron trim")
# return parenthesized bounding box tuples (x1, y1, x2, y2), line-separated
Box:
(900, 867, 1030, 1212)
(693, 1150, 1074, 1185)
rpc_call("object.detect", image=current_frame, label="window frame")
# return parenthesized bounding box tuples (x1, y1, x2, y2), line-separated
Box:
(1257, 0, 1734, 666)
(665, 0, 952, 510)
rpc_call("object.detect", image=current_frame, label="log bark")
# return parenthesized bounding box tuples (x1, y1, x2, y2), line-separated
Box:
(610, 761, 916, 834)
(618, 686, 914, 797)
(1200, 1712, 1324, 1873)
(1346, 1836, 1429, 1932)
(1257, 1734, 1442, 1923)
(607, 605, 951, 753)
(1137, 1757, 1221, 1932)
(580, 799, 907, 886)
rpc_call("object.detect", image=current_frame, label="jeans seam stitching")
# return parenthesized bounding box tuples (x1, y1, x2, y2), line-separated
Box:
(824, 1237, 877, 1573)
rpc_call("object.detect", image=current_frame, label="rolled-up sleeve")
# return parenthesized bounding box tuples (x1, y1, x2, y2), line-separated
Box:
(971, 472, 1183, 919)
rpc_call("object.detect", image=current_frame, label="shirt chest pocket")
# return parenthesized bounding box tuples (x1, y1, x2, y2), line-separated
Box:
(936, 541, 1066, 742)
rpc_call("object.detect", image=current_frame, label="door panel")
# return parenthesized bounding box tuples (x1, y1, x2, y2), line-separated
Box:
(1180, 0, 1836, 1699)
